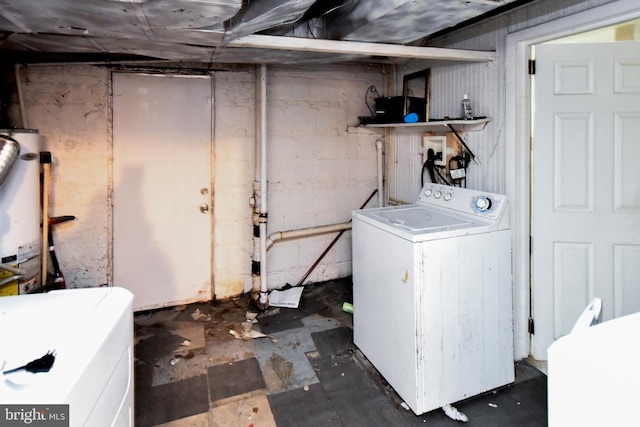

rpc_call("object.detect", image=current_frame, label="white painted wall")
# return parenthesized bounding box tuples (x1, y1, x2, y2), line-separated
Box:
(265, 65, 382, 288)
(15, 63, 384, 300)
(19, 65, 111, 288)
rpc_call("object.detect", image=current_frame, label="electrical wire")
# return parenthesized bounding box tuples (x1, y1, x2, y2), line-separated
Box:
(422, 163, 452, 187)
(434, 167, 450, 185)
(422, 149, 435, 187)
(421, 149, 475, 188)
(365, 85, 379, 117)
(421, 149, 452, 187)
(307, 20, 317, 38)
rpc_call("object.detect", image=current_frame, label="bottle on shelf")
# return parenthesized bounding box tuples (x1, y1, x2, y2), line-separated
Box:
(461, 94, 473, 120)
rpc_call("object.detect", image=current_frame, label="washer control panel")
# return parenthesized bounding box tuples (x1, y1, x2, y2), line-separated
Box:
(417, 183, 507, 220)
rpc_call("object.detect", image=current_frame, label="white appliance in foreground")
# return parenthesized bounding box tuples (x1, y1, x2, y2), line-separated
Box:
(352, 183, 514, 415)
(548, 307, 640, 426)
(0, 287, 134, 426)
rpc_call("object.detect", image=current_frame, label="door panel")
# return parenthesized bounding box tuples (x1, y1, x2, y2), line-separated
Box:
(614, 112, 640, 212)
(614, 244, 640, 316)
(112, 73, 213, 311)
(532, 41, 640, 359)
(552, 242, 592, 336)
(553, 113, 593, 210)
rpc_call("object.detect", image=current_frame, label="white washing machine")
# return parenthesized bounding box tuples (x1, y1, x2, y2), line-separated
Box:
(0, 287, 134, 426)
(352, 183, 514, 415)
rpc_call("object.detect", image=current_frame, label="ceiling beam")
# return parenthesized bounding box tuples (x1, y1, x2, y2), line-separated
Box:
(228, 34, 495, 62)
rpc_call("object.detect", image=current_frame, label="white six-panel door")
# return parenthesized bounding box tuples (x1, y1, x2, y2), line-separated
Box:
(532, 41, 640, 359)
(112, 73, 213, 311)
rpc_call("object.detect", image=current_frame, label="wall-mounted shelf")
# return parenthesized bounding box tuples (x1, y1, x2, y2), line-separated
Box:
(361, 117, 490, 133)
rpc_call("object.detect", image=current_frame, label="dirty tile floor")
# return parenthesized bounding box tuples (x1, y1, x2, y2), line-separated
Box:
(134, 278, 548, 426)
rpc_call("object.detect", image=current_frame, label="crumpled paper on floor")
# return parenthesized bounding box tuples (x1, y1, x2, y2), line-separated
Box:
(191, 309, 212, 322)
(229, 318, 277, 342)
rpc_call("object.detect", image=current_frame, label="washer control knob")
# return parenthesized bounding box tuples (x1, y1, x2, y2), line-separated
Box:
(444, 192, 452, 201)
(474, 196, 492, 212)
(424, 189, 432, 197)
(434, 190, 442, 199)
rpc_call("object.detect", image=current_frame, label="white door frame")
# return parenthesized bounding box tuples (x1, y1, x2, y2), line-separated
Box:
(505, 0, 640, 360)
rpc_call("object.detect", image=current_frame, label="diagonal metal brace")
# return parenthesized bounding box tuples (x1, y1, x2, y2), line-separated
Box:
(447, 124, 480, 164)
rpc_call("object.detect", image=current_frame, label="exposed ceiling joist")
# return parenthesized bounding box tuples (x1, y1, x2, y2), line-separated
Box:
(228, 34, 495, 62)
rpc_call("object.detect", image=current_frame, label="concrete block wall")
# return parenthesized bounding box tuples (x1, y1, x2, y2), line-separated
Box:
(14, 62, 384, 300)
(211, 69, 257, 298)
(20, 65, 111, 288)
(263, 64, 383, 289)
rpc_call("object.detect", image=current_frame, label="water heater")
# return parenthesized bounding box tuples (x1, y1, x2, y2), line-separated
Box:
(0, 129, 41, 295)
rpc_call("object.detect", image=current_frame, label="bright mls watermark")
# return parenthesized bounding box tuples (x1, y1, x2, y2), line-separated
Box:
(0, 405, 69, 426)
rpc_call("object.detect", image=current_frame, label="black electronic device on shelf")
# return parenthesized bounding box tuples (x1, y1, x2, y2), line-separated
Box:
(373, 96, 427, 123)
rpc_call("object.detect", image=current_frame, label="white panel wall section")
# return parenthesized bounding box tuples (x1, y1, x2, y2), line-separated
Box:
(416, 19, 508, 194)
(388, 131, 423, 204)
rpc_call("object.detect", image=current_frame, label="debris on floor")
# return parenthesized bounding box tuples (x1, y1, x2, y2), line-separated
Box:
(342, 302, 353, 314)
(133, 278, 548, 426)
(191, 308, 211, 322)
(229, 328, 277, 342)
(442, 404, 469, 423)
(175, 351, 195, 360)
(268, 287, 304, 308)
(230, 318, 278, 342)
(269, 353, 293, 387)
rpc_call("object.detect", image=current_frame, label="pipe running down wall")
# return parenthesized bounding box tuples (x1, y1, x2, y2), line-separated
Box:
(376, 139, 384, 207)
(251, 66, 386, 306)
(257, 64, 269, 305)
(15, 64, 27, 129)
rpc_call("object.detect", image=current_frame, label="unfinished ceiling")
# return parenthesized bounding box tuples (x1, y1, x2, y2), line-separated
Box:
(0, 0, 529, 65)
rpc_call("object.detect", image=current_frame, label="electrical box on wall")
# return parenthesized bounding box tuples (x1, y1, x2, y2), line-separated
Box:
(421, 132, 465, 184)
(422, 135, 446, 166)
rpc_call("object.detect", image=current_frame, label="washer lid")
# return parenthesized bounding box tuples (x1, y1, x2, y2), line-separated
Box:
(353, 204, 494, 242)
(372, 206, 473, 232)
